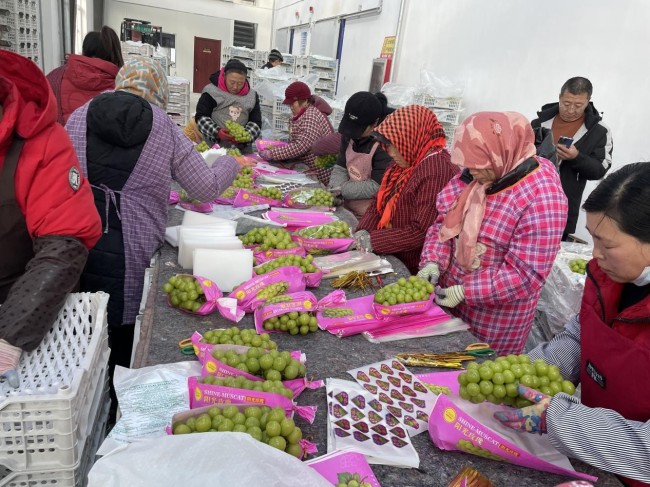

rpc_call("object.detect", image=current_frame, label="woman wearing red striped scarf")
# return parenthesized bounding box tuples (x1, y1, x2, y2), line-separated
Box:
(352, 105, 458, 274)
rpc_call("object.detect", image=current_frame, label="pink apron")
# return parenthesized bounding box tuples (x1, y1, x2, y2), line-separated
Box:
(344, 139, 378, 218)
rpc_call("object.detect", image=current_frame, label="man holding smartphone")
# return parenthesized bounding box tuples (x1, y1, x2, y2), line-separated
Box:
(531, 77, 613, 241)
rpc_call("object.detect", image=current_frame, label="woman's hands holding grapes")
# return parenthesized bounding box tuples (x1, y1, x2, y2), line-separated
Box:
(494, 385, 551, 434)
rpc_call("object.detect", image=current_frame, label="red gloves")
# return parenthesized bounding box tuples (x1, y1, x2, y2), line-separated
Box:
(217, 128, 236, 144)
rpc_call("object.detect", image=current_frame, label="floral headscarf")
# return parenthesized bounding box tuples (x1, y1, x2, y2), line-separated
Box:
(374, 105, 446, 229)
(439, 111, 537, 270)
(115, 57, 168, 110)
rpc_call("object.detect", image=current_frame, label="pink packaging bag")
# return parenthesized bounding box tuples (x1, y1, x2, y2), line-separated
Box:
(428, 393, 598, 482)
(190, 332, 276, 364)
(253, 258, 324, 288)
(167, 403, 318, 458)
(229, 266, 306, 313)
(263, 211, 336, 231)
(253, 247, 306, 265)
(201, 352, 323, 398)
(212, 194, 237, 205)
(166, 274, 223, 316)
(233, 189, 282, 208)
(282, 189, 333, 212)
(292, 235, 355, 255)
(188, 376, 317, 423)
(306, 449, 381, 487)
(255, 139, 289, 152)
(178, 200, 213, 213)
(372, 293, 436, 320)
(317, 295, 377, 332)
(169, 190, 180, 205)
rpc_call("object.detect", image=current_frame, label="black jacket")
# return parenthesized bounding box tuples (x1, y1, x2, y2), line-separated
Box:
(81, 91, 153, 326)
(337, 135, 392, 184)
(531, 102, 613, 238)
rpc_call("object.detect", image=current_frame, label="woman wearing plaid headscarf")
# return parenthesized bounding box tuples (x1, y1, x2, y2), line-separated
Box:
(354, 105, 458, 274)
(418, 111, 568, 354)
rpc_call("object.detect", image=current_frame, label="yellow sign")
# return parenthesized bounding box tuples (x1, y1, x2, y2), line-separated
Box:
(381, 36, 396, 57)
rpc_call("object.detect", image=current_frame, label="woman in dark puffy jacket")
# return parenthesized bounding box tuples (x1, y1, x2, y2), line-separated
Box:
(46, 26, 123, 125)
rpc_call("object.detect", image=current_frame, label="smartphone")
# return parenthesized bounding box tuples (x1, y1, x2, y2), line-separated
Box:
(557, 136, 574, 148)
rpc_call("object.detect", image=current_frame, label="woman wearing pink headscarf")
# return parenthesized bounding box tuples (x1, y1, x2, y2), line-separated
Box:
(418, 112, 568, 354)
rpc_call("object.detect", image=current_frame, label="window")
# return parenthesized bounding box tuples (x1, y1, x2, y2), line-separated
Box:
(233, 20, 256, 49)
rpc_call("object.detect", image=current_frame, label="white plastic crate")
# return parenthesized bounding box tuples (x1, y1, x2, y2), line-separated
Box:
(0, 388, 110, 487)
(329, 109, 344, 129)
(0, 0, 13, 11)
(0, 293, 109, 473)
(273, 98, 291, 116)
(306, 55, 337, 70)
(273, 115, 289, 133)
(315, 79, 335, 91)
(224, 45, 254, 59)
(281, 53, 294, 65)
(414, 93, 463, 111)
(311, 68, 337, 80)
(434, 109, 462, 125)
(168, 112, 190, 127)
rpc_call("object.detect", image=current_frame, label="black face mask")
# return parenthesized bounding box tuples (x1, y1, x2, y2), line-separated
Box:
(459, 157, 539, 194)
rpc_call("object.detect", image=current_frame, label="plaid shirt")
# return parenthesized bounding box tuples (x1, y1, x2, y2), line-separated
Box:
(357, 149, 458, 274)
(67, 101, 239, 323)
(264, 105, 334, 185)
(420, 157, 568, 354)
(45, 65, 66, 125)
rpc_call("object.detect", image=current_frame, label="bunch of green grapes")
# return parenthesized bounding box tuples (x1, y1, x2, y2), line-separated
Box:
(457, 354, 577, 407)
(424, 383, 451, 395)
(314, 154, 337, 169)
(163, 275, 205, 312)
(220, 186, 237, 199)
(569, 258, 588, 275)
(292, 188, 333, 207)
(194, 141, 210, 152)
(321, 307, 354, 318)
(296, 221, 351, 239)
(226, 148, 242, 156)
(264, 295, 294, 305)
(336, 473, 372, 487)
(172, 405, 305, 458)
(253, 187, 283, 201)
(239, 227, 298, 250)
(373, 276, 434, 305)
(178, 189, 202, 204)
(263, 311, 319, 336)
(233, 167, 255, 189)
(255, 254, 318, 275)
(255, 282, 290, 302)
(211, 347, 306, 380)
(200, 327, 277, 349)
(456, 439, 504, 462)
(200, 373, 292, 399)
(225, 120, 252, 143)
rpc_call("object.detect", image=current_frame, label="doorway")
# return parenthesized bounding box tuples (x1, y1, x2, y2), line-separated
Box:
(193, 37, 221, 93)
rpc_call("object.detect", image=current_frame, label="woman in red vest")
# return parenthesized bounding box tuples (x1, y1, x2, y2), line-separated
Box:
(495, 162, 650, 486)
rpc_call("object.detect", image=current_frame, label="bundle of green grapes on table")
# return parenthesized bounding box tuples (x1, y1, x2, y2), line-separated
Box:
(218, 166, 256, 200)
(225, 120, 252, 143)
(283, 188, 335, 209)
(293, 221, 355, 255)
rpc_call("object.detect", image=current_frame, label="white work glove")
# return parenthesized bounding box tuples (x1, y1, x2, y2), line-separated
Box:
(0, 339, 22, 388)
(417, 263, 440, 284)
(435, 285, 465, 308)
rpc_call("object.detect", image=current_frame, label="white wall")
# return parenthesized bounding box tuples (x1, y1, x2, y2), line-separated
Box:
(40, 0, 64, 73)
(392, 0, 646, 242)
(104, 0, 273, 81)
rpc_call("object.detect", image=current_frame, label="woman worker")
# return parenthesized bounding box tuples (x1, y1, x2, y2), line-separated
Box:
(65, 58, 239, 376)
(257, 81, 334, 185)
(46, 26, 124, 125)
(327, 91, 394, 218)
(195, 59, 262, 153)
(353, 105, 457, 274)
(418, 111, 567, 354)
(495, 162, 650, 487)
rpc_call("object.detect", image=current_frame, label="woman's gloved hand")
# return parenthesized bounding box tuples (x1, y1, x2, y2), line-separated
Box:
(217, 128, 236, 144)
(257, 150, 272, 161)
(0, 339, 22, 388)
(493, 385, 551, 434)
(434, 285, 465, 308)
(353, 230, 373, 253)
(417, 263, 440, 284)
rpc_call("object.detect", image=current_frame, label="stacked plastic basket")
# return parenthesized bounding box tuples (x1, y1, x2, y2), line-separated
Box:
(0, 0, 42, 68)
(0, 293, 110, 486)
(413, 93, 464, 148)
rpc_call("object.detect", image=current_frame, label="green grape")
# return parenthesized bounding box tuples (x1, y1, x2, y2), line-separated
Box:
(255, 255, 318, 275)
(255, 282, 289, 301)
(263, 312, 319, 335)
(200, 327, 278, 349)
(568, 258, 588, 275)
(423, 383, 451, 395)
(321, 307, 354, 318)
(264, 294, 294, 304)
(373, 276, 435, 305)
(456, 354, 577, 406)
(210, 347, 305, 381)
(253, 187, 283, 201)
(296, 221, 351, 239)
(456, 439, 504, 461)
(224, 120, 252, 143)
(226, 148, 242, 157)
(291, 188, 334, 207)
(314, 153, 338, 169)
(178, 188, 203, 204)
(336, 473, 372, 487)
(172, 405, 305, 457)
(199, 375, 293, 399)
(194, 141, 210, 152)
(163, 274, 206, 311)
(238, 227, 298, 250)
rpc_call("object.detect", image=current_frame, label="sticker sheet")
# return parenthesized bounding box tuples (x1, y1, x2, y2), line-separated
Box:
(326, 379, 419, 468)
(348, 359, 439, 436)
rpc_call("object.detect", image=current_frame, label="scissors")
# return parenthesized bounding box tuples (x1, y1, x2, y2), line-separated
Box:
(396, 343, 496, 368)
(178, 338, 195, 356)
